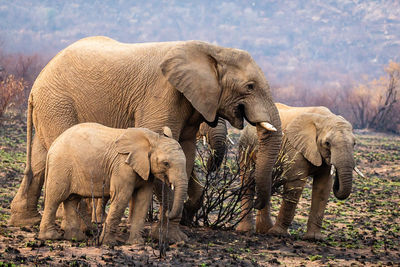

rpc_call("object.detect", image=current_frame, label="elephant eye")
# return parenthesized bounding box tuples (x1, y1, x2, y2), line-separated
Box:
(246, 83, 255, 91)
(324, 141, 330, 148)
(163, 161, 170, 168)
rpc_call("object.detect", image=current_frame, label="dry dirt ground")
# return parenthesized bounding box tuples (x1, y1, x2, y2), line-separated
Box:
(0, 113, 399, 266)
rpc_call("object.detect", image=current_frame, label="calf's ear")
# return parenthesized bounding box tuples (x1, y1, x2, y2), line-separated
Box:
(115, 128, 158, 180)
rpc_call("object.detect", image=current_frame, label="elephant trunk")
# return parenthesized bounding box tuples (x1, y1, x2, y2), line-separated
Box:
(207, 118, 228, 172)
(332, 157, 355, 200)
(333, 165, 353, 200)
(253, 102, 282, 210)
(167, 172, 188, 220)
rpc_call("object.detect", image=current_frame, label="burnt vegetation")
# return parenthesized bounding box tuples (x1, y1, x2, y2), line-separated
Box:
(0, 115, 399, 265)
(0, 40, 399, 266)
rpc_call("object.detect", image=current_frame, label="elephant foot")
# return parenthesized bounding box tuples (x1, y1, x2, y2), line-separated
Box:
(255, 216, 273, 234)
(303, 231, 325, 241)
(9, 211, 41, 227)
(180, 199, 202, 226)
(236, 220, 254, 232)
(151, 221, 188, 243)
(101, 232, 119, 246)
(38, 228, 62, 240)
(127, 233, 145, 245)
(180, 208, 195, 226)
(63, 228, 86, 241)
(268, 225, 289, 236)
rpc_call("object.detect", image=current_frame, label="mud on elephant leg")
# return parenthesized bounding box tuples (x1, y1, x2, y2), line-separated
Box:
(10, 137, 46, 227)
(180, 172, 203, 226)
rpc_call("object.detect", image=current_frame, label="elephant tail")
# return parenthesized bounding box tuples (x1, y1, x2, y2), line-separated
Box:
(42, 152, 51, 205)
(23, 94, 34, 194)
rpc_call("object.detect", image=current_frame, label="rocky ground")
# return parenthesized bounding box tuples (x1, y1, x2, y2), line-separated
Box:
(0, 113, 399, 266)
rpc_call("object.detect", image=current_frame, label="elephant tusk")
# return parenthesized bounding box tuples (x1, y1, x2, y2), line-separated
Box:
(183, 196, 189, 204)
(171, 184, 174, 191)
(354, 167, 365, 178)
(203, 136, 206, 146)
(227, 136, 235, 145)
(330, 165, 336, 176)
(259, 122, 277, 132)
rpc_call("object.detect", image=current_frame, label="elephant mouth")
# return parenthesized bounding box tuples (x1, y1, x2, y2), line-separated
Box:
(237, 103, 260, 127)
(233, 104, 246, 128)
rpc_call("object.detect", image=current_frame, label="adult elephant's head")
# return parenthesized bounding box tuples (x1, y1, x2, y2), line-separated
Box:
(161, 41, 282, 209)
(285, 112, 356, 200)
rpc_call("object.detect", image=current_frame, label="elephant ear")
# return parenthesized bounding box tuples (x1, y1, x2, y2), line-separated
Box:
(160, 41, 221, 122)
(115, 128, 158, 180)
(285, 113, 324, 167)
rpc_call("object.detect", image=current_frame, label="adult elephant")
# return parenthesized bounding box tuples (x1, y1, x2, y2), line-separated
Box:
(237, 103, 358, 240)
(10, 37, 282, 242)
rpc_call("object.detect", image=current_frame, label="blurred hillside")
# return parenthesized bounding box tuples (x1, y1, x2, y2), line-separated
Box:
(1, 0, 399, 89)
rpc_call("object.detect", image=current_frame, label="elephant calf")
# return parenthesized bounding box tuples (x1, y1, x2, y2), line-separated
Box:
(39, 123, 188, 245)
(237, 103, 357, 240)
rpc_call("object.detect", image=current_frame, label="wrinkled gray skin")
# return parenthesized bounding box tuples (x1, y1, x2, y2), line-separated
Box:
(39, 124, 188, 245)
(237, 103, 356, 240)
(199, 118, 229, 173)
(10, 37, 282, 242)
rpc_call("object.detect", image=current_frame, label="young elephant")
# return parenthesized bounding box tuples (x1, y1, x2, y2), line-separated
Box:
(39, 123, 188, 245)
(237, 103, 357, 240)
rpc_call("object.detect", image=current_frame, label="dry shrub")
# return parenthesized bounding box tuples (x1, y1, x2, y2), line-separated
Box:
(272, 61, 400, 134)
(193, 135, 294, 229)
(193, 138, 248, 229)
(348, 61, 400, 133)
(0, 74, 27, 118)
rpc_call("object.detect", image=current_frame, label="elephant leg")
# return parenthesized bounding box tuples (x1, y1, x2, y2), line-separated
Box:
(180, 171, 203, 226)
(10, 136, 46, 226)
(268, 175, 307, 236)
(38, 189, 66, 240)
(60, 199, 92, 233)
(62, 197, 86, 241)
(236, 165, 256, 232)
(78, 199, 93, 233)
(304, 169, 332, 241)
(128, 196, 135, 224)
(179, 138, 202, 226)
(152, 179, 188, 243)
(101, 177, 134, 246)
(92, 197, 108, 224)
(128, 183, 153, 245)
(58, 204, 68, 231)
